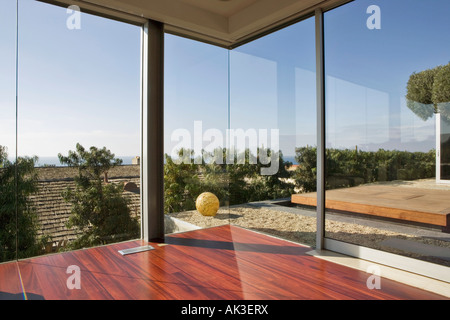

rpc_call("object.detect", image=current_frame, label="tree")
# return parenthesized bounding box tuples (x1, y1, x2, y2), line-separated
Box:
(406, 62, 450, 122)
(0, 145, 7, 168)
(164, 149, 202, 214)
(242, 148, 294, 202)
(405, 66, 442, 121)
(432, 63, 450, 120)
(58, 143, 139, 249)
(0, 146, 43, 262)
(58, 143, 123, 183)
(293, 146, 317, 193)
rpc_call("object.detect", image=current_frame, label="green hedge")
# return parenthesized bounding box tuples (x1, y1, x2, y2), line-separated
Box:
(164, 148, 294, 213)
(293, 146, 435, 192)
(164, 147, 436, 212)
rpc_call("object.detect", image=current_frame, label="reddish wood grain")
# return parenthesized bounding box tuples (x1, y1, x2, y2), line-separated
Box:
(0, 225, 447, 300)
(0, 262, 24, 299)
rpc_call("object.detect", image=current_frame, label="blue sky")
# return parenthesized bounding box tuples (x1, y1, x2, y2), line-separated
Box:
(165, 17, 316, 158)
(164, 0, 450, 157)
(1, 0, 450, 163)
(1, 0, 141, 159)
(324, 0, 450, 152)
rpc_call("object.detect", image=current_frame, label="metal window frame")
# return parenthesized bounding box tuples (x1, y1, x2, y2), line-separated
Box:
(315, 8, 326, 250)
(141, 20, 165, 242)
(436, 113, 450, 185)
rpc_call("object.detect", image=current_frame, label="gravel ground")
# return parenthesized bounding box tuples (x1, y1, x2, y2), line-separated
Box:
(168, 205, 450, 266)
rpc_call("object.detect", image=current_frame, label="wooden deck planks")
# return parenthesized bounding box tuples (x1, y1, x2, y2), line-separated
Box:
(0, 225, 447, 300)
(292, 185, 450, 227)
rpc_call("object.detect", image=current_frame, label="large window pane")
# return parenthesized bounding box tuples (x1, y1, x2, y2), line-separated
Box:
(164, 34, 230, 234)
(324, 0, 450, 267)
(164, 18, 317, 245)
(0, 0, 18, 263)
(228, 18, 317, 245)
(16, 0, 141, 258)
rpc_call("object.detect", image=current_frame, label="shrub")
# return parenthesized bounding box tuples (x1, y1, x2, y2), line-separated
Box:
(293, 146, 435, 192)
(164, 148, 294, 213)
(433, 63, 450, 121)
(406, 62, 450, 122)
(0, 146, 44, 262)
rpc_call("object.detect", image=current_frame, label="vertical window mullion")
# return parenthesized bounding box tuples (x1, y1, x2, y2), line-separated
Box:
(315, 8, 326, 250)
(141, 20, 165, 242)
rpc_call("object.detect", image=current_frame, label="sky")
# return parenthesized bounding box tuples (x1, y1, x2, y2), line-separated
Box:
(0, 0, 141, 161)
(165, 0, 450, 158)
(1, 0, 450, 165)
(324, 0, 450, 152)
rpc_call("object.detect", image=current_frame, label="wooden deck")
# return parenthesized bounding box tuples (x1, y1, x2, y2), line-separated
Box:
(292, 184, 450, 229)
(0, 225, 447, 301)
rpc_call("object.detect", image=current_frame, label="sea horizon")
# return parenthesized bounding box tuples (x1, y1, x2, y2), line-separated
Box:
(7, 156, 138, 167)
(7, 155, 298, 167)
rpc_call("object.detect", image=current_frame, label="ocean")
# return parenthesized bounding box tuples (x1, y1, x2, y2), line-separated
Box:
(9, 155, 297, 167)
(19, 156, 138, 167)
(284, 156, 298, 164)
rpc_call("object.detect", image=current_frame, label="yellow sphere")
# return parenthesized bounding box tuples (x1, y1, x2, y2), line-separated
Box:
(196, 192, 220, 216)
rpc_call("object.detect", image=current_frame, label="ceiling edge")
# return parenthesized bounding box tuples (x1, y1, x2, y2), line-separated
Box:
(40, 0, 354, 49)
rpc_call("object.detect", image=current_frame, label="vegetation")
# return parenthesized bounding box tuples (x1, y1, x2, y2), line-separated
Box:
(164, 146, 436, 213)
(164, 148, 294, 214)
(58, 143, 140, 249)
(406, 62, 450, 122)
(164, 149, 203, 214)
(293, 146, 435, 192)
(432, 63, 450, 119)
(0, 140, 439, 260)
(0, 145, 45, 262)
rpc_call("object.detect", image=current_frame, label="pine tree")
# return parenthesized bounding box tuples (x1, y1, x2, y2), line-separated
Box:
(58, 143, 139, 249)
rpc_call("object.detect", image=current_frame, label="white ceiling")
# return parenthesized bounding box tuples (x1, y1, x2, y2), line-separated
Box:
(45, 0, 351, 47)
(179, 0, 261, 18)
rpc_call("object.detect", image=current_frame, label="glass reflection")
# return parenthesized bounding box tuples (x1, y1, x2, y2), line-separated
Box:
(163, 17, 317, 245)
(12, 0, 141, 258)
(324, 0, 450, 267)
(227, 17, 316, 246)
(0, 0, 18, 263)
(164, 34, 230, 233)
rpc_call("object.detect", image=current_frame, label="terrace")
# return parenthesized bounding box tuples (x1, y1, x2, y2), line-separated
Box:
(1, 0, 450, 302)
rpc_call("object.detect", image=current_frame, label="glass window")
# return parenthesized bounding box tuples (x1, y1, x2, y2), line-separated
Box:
(0, 0, 18, 263)
(164, 17, 317, 246)
(323, 0, 450, 267)
(163, 23, 317, 293)
(12, 0, 141, 258)
(229, 18, 317, 246)
(164, 34, 230, 234)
